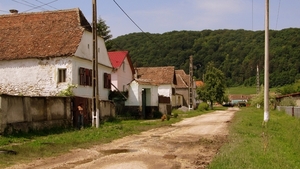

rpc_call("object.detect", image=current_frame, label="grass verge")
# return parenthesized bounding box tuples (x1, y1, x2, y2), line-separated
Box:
(0, 107, 222, 168)
(209, 107, 300, 169)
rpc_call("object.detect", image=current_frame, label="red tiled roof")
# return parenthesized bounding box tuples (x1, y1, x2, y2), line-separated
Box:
(0, 8, 91, 61)
(135, 66, 176, 85)
(108, 51, 135, 74)
(108, 51, 128, 68)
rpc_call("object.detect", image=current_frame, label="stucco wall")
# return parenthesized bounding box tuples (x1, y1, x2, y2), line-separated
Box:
(0, 57, 72, 96)
(0, 95, 71, 134)
(125, 81, 158, 107)
(111, 57, 133, 91)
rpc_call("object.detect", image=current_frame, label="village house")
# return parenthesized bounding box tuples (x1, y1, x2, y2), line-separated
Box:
(108, 51, 135, 92)
(0, 8, 114, 133)
(125, 66, 177, 118)
(175, 69, 192, 108)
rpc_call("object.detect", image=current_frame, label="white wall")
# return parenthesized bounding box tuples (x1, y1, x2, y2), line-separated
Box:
(75, 31, 112, 68)
(0, 57, 72, 96)
(111, 57, 133, 91)
(158, 84, 172, 97)
(125, 81, 158, 107)
(71, 57, 111, 100)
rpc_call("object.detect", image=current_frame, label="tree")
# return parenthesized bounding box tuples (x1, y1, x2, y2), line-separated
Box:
(196, 62, 226, 109)
(96, 17, 113, 41)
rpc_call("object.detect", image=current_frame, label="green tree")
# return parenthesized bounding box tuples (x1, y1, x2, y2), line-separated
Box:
(96, 17, 113, 41)
(196, 62, 226, 109)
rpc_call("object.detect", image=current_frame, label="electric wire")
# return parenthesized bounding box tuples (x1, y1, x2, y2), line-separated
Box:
(22, 0, 57, 12)
(0, 9, 9, 13)
(112, 0, 164, 50)
(276, 0, 281, 30)
(12, 0, 48, 11)
(36, 0, 57, 10)
(22, 0, 48, 11)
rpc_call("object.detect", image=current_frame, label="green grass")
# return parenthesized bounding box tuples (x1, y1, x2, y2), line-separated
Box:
(0, 108, 214, 168)
(227, 86, 257, 95)
(209, 107, 300, 169)
(227, 86, 277, 95)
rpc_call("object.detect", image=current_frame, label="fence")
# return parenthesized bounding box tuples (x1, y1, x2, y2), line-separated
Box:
(0, 94, 72, 134)
(276, 106, 300, 118)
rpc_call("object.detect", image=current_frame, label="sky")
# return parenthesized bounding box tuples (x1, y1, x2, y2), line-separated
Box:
(0, 0, 300, 38)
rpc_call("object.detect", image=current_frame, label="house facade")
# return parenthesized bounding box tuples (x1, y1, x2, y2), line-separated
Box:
(125, 66, 177, 118)
(108, 51, 135, 92)
(0, 8, 112, 99)
(0, 8, 114, 131)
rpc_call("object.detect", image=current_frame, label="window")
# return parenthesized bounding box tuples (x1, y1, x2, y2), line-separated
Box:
(79, 67, 92, 86)
(58, 68, 66, 83)
(103, 73, 111, 89)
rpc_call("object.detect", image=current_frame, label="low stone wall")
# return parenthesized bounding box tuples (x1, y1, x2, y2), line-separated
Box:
(0, 94, 72, 134)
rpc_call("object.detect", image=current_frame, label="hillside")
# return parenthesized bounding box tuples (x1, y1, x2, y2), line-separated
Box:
(108, 28, 300, 87)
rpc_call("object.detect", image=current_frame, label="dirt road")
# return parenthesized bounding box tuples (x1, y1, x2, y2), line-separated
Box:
(7, 108, 238, 169)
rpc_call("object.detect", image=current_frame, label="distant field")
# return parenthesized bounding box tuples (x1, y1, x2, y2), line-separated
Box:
(227, 86, 257, 95)
(227, 86, 277, 95)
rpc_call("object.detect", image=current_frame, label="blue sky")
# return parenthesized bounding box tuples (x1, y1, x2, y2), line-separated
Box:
(1, 0, 300, 38)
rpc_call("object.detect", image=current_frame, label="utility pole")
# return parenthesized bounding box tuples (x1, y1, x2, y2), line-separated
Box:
(92, 0, 100, 128)
(264, 0, 269, 122)
(188, 55, 194, 110)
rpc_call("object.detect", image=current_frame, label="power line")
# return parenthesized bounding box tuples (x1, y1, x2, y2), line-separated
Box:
(22, 0, 48, 11)
(112, 0, 164, 50)
(276, 0, 281, 30)
(22, 0, 57, 12)
(36, 0, 57, 10)
(0, 9, 10, 13)
(12, 0, 48, 11)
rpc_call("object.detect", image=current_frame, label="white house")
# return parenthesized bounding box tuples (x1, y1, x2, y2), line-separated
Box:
(0, 8, 112, 100)
(108, 51, 135, 92)
(125, 66, 177, 117)
(0, 8, 115, 127)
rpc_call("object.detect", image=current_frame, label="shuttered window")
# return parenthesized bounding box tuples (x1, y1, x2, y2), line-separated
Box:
(79, 67, 92, 86)
(103, 73, 111, 89)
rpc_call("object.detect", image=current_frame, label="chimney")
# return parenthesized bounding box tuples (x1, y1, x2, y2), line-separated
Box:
(9, 9, 18, 14)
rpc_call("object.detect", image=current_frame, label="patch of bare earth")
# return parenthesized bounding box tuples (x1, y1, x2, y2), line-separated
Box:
(6, 108, 238, 169)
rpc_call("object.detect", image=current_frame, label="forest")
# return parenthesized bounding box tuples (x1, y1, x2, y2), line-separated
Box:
(107, 28, 300, 88)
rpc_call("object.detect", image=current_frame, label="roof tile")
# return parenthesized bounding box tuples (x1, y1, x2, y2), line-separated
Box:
(0, 8, 90, 61)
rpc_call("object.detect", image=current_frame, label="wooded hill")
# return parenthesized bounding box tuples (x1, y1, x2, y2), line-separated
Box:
(108, 28, 300, 87)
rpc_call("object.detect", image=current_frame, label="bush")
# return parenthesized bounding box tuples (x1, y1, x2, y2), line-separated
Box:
(198, 102, 209, 111)
(278, 97, 296, 106)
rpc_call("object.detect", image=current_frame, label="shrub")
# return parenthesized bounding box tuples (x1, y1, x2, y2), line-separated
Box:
(278, 97, 296, 106)
(198, 102, 209, 111)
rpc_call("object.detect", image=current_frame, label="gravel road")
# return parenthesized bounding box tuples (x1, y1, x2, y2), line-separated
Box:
(7, 108, 238, 169)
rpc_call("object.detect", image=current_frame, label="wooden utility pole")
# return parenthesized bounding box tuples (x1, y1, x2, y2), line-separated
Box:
(188, 55, 194, 110)
(264, 0, 270, 122)
(92, 0, 100, 127)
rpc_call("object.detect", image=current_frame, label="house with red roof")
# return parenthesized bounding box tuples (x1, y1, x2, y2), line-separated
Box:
(108, 51, 135, 92)
(0, 8, 115, 129)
